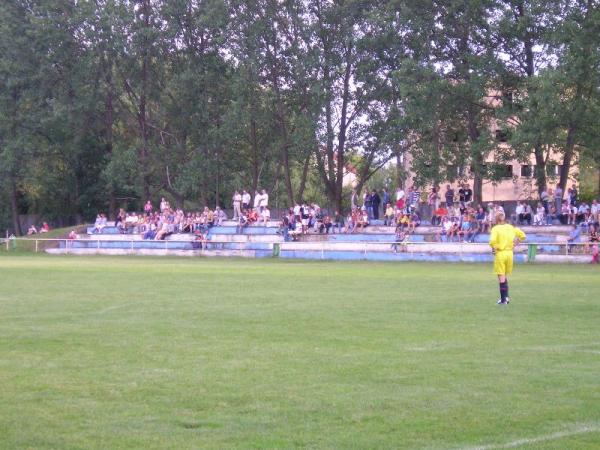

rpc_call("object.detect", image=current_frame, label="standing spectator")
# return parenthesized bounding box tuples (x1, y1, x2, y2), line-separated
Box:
(144, 200, 153, 215)
(232, 191, 242, 219)
(381, 188, 390, 215)
(242, 190, 251, 210)
(540, 187, 549, 212)
(567, 223, 581, 253)
(464, 184, 473, 205)
(428, 187, 440, 212)
(444, 184, 454, 208)
(253, 190, 262, 211)
(409, 185, 420, 213)
(589, 224, 599, 264)
(160, 197, 169, 212)
(351, 189, 358, 210)
(569, 184, 578, 207)
(395, 186, 405, 211)
(260, 189, 269, 208)
(371, 189, 381, 220)
(590, 199, 599, 223)
(554, 184, 563, 212)
(363, 189, 373, 219)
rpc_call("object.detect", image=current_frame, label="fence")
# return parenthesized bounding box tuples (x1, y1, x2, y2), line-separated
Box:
(2, 237, 596, 263)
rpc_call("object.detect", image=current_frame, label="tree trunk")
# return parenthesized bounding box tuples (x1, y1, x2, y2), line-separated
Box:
(533, 142, 547, 198)
(296, 151, 311, 203)
(559, 125, 576, 193)
(9, 179, 22, 236)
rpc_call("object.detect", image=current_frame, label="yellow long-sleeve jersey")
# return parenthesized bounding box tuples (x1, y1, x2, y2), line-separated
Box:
(489, 223, 526, 252)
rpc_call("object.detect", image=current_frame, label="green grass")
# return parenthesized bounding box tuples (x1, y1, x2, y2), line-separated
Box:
(0, 255, 599, 449)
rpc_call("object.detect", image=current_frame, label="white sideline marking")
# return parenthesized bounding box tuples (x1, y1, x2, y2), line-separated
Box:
(461, 423, 600, 450)
(92, 303, 131, 315)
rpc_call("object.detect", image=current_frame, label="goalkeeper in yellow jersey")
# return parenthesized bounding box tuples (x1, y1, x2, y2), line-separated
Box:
(489, 211, 526, 305)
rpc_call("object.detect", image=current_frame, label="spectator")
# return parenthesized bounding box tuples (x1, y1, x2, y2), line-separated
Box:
(444, 184, 454, 208)
(144, 200, 153, 215)
(371, 189, 381, 220)
(408, 185, 420, 213)
(428, 187, 440, 212)
(395, 186, 405, 211)
(261, 207, 271, 225)
(381, 188, 390, 215)
(567, 223, 581, 253)
(260, 189, 269, 209)
(383, 203, 395, 226)
(363, 189, 373, 219)
(253, 190, 261, 211)
(431, 205, 448, 226)
(319, 215, 332, 234)
(242, 190, 251, 210)
(392, 226, 408, 253)
(27, 225, 38, 235)
(357, 209, 370, 231)
(215, 206, 227, 225)
(569, 184, 578, 207)
(589, 224, 599, 264)
(232, 191, 242, 219)
(333, 211, 344, 234)
(533, 203, 545, 226)
(554, 184, 563, 211)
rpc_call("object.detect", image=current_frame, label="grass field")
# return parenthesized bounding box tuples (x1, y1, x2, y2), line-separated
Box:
(0, 255, 599, 449)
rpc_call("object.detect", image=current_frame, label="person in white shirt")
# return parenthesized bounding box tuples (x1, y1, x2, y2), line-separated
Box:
(242, 190, 251, 210)
(261, 207, 271, 224)
(253, 191, 262, 210)
(232, 191, 242, 219)
(260, 189, 269, 208)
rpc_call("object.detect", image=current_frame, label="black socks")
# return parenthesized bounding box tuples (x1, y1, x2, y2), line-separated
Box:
(499, 281, 509, 302)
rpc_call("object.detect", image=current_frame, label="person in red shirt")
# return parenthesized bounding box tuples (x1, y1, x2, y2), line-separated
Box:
(432, 206, 448, 226)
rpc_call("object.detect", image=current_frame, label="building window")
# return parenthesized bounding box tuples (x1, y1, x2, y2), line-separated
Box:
(546, 164, 563, 176)
(521, 165, 535, 177)
(492, 164, 514, 179)
(495, 129, 508, 142)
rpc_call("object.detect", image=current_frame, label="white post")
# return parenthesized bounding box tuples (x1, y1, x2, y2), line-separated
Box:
(35, 240, 38, 253)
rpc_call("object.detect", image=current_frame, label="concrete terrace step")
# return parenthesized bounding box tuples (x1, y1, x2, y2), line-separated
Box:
(47, 248, 273, 258)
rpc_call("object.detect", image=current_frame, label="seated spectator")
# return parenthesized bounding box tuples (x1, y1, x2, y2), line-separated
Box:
(466, 214, 480, 243)
(568, 204, 577, 225)
(436, 217, 452, 242)
(237, 211, 249, 234)
(333, 211, 344, 234)
(559, 201, 570, 225)
(261, 207, 271, 225)
(154, 222, 171, 240)
(391, 226, 409, 253)
(27, 225, 38, 235)
(546, 205, 558, 225)
(408, 212, 420, 233)
(383, 203, 395, 226)
(458, 214, 471, 242)
(288, 221, 303, 240)
(516, 201, 532, 225)
(576, 203, 589, 224)
(40, 222, 50, 233)
(357, 210, 369, 231)
(247, 209, 259, 224)
(215, 206, 227, 226)
(533, 203, 545, 226)
(319, 215, 332, 234)
(447, 218, 460, 242)
(475, 206, 489, 233)
(431, 206, 448, 226)
(143, 222, 157, 240)
(67, 230, 77, 240)
(92, 214, 107, 233)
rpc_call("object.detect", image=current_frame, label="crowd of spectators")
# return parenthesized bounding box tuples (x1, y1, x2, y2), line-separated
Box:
(92, 198, 228, 241)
